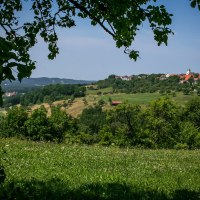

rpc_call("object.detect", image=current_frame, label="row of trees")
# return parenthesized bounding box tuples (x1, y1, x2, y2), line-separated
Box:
(0, 106, 76, 142)
(0, 97, 200, 149)
(97, 74, 200, 94)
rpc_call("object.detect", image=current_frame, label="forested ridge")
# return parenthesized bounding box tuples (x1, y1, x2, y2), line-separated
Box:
(3, 84, 86, 107)
(2, 77, 94, 91)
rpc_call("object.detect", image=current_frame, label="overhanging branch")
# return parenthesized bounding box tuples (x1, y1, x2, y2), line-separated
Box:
(68, 0, 116, 38)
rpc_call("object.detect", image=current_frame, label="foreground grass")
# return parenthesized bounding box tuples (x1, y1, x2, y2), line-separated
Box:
(0, 138, 200, 199)
(0, 139, 200, 199)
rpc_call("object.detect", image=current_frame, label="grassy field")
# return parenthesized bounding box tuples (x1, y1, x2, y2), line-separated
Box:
(0, 138, 200, 199)
(86, 87, 113, 95)
(99, 93, 162, 105)
(97, 92, 200, 106)
(63, 92, 200, 116)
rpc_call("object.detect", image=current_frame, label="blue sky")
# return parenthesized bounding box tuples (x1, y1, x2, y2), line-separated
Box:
(28, 1, 200, 80)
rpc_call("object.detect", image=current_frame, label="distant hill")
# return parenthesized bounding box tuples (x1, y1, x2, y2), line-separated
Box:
(2, 77, 96, 92)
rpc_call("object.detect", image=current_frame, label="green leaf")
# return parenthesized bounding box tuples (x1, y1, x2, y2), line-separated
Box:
(91, 20, 97, 26)
(129, 50, 139, 61)
(191, 0, 197, 8)
(7, 62, 17, 68)
(3, 67, 15, 81)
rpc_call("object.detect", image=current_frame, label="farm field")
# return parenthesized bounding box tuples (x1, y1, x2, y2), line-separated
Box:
(94, 92, 200, 106)
(64, 92, 199, 116)
(1, 91, 199, 118)
(0, 138, 200, 199)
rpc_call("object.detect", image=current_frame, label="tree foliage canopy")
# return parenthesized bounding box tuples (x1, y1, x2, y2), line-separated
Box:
(0, 0, 199, 104)
(1, 97, 200, 149)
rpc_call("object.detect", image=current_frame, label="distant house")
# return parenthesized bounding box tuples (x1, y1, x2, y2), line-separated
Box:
(165, 73, 178, 78)
(3, 92, 17, 97)
(115, 75, 133, 81)
(160, 74, 167, 80)
(111, 101, 122, 106)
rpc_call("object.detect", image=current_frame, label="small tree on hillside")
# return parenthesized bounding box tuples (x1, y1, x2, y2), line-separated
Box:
(142, 97, 180, 148)
(184, 97, 200, 128)
(49, 106, 71, 142)
(2, 106, 28, 137)
(79, 105, 106, 135)
(25, 106, 51, 141)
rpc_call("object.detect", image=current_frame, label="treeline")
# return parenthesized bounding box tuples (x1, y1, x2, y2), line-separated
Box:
(0, 97, 200, 149)
(3, 84, 86, 107)
(97, 74, 200, 94)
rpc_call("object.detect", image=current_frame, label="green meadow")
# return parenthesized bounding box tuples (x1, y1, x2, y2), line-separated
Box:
(96, 92, 199, 106)
(1, 138, 200, 199)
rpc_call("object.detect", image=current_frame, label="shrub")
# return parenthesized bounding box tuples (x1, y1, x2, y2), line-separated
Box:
(49, 106, 71, 142)
(77, 133, 97, 145)
(98, 128, 113, 146)
(184, 97, 200, 128)
(25, 106, 51, 141)
(174, 143, 189, 150)
(142, 98, 180, 148)
(1, 106, 28, 137)
(178, 122, 200, 149)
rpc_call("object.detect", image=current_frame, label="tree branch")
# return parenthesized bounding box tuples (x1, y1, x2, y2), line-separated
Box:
(1, 24, 10, 35)
(68, 0, 116, 38)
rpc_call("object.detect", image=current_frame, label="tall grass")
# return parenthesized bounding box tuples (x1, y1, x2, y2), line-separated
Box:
(0, 138, 200, 199)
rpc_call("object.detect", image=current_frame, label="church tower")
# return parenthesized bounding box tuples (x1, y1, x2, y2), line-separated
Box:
(186, 68, 191, 75)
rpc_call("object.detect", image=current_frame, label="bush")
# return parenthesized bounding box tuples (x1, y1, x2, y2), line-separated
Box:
(178, 122, 200, 149)
(98, 129, 113, 146)
(78, 105, 106, 135)
(142, 98, 180, 148)
(184, 97, 200, 128)
(174, 143, 189, 150)
(77, 133, 97, 145)
(1, 106, 28, 137)
(25, 106, 52, 141)
(172, 92, 176, 97)
(49, 106, 71, 142)
(98, 99, 105, 107)
(183, 88, 190, 95)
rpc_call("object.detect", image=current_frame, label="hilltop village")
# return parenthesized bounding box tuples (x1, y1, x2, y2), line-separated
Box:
(115, 69, 200, 84)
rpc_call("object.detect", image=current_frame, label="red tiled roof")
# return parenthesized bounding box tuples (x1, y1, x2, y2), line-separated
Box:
(111, 101, 122, 105)
(185, 74, 192, 81)
(185, 74, 196, 81)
